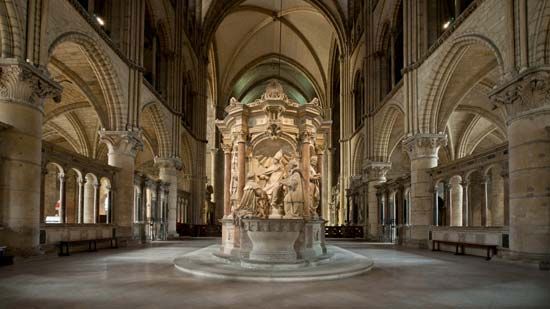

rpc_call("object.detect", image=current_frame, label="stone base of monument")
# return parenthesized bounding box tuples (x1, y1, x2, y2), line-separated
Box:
(174, 244, 373, 282)
(175, 218, 373, 282)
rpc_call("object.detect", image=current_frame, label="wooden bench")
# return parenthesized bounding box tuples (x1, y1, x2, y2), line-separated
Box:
(58, 238, 118, 256)
(432, 240, 497, 260)
(0, 245, 14, 266)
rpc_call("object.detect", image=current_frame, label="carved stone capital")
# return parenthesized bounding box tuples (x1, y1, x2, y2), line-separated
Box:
(154, 156, 182, 171)
(299, 128, 315, 144)
(220, 143, 233, 153)
(402, 133, 447, 160)
(99, 130, 143, 158)
(0, 61, 62, 110)
(489, 68, 550, 120)
(234, 131, 248, 143)
(364, 161, 391, 182)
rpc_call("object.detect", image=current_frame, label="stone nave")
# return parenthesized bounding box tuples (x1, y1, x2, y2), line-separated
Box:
(0, 0, 549, 307)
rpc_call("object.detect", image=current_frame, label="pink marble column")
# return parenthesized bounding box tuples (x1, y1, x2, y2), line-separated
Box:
(316, 151, 323, 218)
(237, 135, 246, 202)
(222, 144, 232, 217)
(300, 131, 312, 219)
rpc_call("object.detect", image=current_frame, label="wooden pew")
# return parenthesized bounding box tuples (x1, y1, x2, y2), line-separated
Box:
(432, 239, 497, 260)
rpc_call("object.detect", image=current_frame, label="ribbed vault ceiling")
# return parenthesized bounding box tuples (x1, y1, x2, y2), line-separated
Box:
(213, 0, 338, 105)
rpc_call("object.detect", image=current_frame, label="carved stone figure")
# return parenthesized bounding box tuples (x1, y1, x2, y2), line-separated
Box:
(203, 185, 215, 224)
(258, 150, 285, 197)
(280, 159, 305, 218)
(309, 155, 321, 218)
(331, 184, 340, 224)
(235, 172, 270, 220)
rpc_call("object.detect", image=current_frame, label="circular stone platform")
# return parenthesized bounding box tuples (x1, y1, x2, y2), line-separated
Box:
(174, 245, 373, 282)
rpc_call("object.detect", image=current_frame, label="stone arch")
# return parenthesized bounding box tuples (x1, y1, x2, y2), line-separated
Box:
(0, 0, 22, 58)
(141, 102, 171, 158)
(180, 132, 194, 176)
(421, 33, 505, 134)
(376, 103, 405, 161)
(375, 21, 390, 53)
(352, 135, 364, 176)
(48, 31, 124, 130)
(534, 0, 550, 65)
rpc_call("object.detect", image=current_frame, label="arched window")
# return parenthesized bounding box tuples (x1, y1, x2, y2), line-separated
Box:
(143, 7, 167, 95)
(393, 1, 404, 85)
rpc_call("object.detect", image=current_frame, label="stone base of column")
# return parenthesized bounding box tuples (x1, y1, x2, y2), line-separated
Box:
(366, 223, 379, 241)
(400, 225, 431, 249)
(167, 232, 180, 240)
(499, 250, 550, 270)
(220, 219, 241, 256)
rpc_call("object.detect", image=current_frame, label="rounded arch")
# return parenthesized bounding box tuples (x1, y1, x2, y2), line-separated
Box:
(0, 0, 22, 58)
(48, 31, 124, 130)
(421, 33, 505, 134)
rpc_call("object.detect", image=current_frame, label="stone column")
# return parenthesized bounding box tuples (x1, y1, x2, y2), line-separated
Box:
(501, 167, 510, 226)
(58, 173, 67, 224)
(0, 62, 61, 255)
(402, 134, 447, 248)
(481, 175, 489, 226)
(433, 184, 440, 226)
(490, 68, 550, 265)
(450, 177, 463, 227)
(490, 166, 505, 226)
(83, 177, 95, 223)
(40, 167, 47, 223)
(99, 131, 142, 237)
(155, 157, 181, 238)
(94, 183, 100, 223)
(365, 161, 391, 240)
(461, 179, 469, 227)
(326, 148, 334, 222)
(300, 130, 312, 218)
(77, 178, 86, 224)
(316, 150, 324, 218)
(221, 144, 232, 218)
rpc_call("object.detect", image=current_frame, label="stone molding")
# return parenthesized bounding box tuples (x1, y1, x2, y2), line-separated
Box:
(99, 130, 143, 158)
(241, 219, 305, 233)
(402, 133, 447, 160)
(364, 161, 392, 182)
(0, 61, 62, 110)
(490, 67, 550, 121)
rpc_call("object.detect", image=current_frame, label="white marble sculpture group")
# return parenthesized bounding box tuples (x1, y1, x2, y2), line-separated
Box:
(216, 80, 331, 263)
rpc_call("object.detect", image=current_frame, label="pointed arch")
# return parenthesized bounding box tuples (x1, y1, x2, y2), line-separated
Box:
(48, 31, 125, 130)
(421, 33, 505, 134)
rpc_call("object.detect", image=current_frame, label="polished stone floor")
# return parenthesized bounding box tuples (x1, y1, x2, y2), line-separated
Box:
(1, 239, 549, 308)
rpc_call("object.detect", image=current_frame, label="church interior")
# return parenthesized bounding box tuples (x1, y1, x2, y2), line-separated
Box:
(0, 0, 549, 307)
